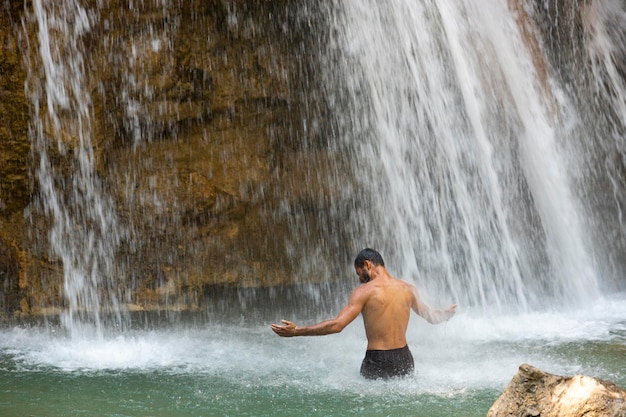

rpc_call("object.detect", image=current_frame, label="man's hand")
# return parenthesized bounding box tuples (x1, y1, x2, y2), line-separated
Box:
(444, 304, 457, 321)
(271, 319, 297, 337)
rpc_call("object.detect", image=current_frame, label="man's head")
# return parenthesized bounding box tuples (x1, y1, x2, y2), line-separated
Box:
(354, 248, 385, 268)
(354, 248, 385, 283)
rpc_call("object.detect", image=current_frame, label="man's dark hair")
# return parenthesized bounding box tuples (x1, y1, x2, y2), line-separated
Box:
(354, 248, 385, 268)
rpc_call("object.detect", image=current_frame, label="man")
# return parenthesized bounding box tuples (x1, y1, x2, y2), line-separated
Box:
(271, 248, 457, 380)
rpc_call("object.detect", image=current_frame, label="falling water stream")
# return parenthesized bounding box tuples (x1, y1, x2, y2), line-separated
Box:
(330, 0, 606, 311)
(2, 1, 626, 416)
(25, 0, 127, 338)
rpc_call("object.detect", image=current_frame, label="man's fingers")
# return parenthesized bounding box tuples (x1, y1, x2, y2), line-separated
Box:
(271, 320, 293, 331)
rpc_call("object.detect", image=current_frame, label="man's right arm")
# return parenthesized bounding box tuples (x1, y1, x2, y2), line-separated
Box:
(271, 288, 366, 337)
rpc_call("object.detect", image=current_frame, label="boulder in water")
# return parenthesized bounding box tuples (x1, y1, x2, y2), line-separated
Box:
(487, 364, 626, 417)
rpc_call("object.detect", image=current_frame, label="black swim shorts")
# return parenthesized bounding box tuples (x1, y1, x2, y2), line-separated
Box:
(360, 345, 415, 380)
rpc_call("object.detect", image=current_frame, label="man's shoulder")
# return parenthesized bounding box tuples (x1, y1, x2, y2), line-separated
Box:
(357, 276, 415, 295)
(389, 276, 416, 289)
(352, 281, 375, 294)
(351, 280, 380, 299)
(403, 278, 417, 288)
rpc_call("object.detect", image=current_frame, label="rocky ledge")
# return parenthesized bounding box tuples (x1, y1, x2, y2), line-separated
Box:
(488, 364, 626, 417)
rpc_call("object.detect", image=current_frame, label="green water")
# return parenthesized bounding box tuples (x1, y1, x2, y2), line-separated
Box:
(1, 369, 498, 417)
(1, 297, 625, 417)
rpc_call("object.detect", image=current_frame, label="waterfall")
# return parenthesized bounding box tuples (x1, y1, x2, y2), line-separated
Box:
(25, 0, 126, 337)
(320, 0, 626, 311)
(6, 4, 626, 414)
(19, 0, 626, 326)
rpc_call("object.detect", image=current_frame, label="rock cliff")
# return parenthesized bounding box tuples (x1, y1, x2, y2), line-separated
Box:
(0, 0, 352, 316)
(1, 1, 624, 317)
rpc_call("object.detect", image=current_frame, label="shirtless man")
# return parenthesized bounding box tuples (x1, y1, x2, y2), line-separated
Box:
(271, 248, 457, 379)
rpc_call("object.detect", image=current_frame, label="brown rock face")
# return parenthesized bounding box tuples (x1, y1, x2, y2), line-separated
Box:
(487, 364, 626, 417)
(3, 1, 624, 316)
(0, 1, 353, 315)
(0, 1, 29, 219)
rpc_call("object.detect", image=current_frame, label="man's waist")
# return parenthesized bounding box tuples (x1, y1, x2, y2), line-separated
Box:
(365, 344, 409, 353)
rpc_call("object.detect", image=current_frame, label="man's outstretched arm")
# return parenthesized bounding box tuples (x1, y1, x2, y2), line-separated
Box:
(271, 290, 364, 337)
(411, 287, 456, 324)
(271, 317, 345, 337)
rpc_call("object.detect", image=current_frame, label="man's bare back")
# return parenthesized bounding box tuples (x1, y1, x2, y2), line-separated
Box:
(271, 248, 456, 379)
(358, 275, 414, 350)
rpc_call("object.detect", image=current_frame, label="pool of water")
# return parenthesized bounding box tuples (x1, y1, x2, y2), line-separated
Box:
(1, 294, 625, 417)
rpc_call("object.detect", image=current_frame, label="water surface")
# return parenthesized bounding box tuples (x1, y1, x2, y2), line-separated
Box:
(2, 294, 624, 417)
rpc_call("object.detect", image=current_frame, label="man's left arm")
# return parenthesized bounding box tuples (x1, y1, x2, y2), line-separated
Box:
(411, 286, 457, 324)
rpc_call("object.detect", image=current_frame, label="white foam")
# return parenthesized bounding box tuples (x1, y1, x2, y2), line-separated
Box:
(1, 293, 624, 396)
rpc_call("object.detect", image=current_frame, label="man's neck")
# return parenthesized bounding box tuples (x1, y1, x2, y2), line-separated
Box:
(369, 266, 390, 282)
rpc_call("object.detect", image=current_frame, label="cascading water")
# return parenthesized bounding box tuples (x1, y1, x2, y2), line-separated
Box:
(320, 0, 626, 312)
(18, 0, 626, 323)
(3, 2, 626, 416)
(25, 0, 127, 337)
